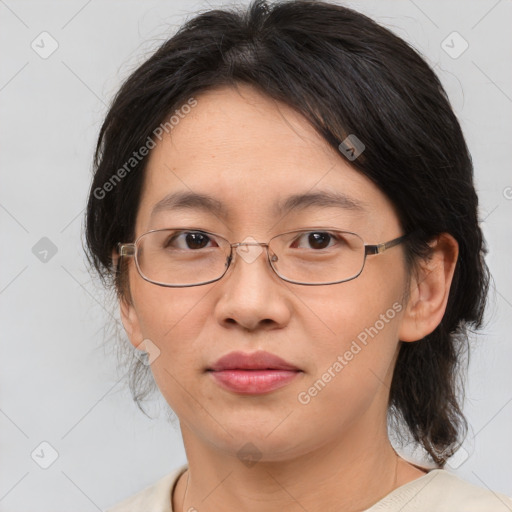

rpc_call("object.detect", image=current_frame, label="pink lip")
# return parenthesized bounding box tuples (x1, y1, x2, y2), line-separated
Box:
(207, 351, 302, 394)
(208, 350, 300, 371)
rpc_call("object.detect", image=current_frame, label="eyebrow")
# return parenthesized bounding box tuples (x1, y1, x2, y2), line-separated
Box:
(150, 189, 366, 221)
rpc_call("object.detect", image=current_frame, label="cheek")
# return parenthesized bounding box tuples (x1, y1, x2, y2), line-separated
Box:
(299, 270, 404, 349)
(131, 268, 211, 341)
(294, 300, 402, 439)
(295, 272, 405, 401)
(129, 275, 216, 406)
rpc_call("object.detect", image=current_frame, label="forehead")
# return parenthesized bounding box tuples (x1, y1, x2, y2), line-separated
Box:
(137, 85, 398, 234)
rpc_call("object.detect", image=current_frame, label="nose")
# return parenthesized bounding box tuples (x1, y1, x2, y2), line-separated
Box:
(230, 240, 273, 265)
(213, 239, 291, 332)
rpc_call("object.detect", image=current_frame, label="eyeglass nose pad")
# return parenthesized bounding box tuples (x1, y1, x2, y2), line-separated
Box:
(225, 245, 278, 270)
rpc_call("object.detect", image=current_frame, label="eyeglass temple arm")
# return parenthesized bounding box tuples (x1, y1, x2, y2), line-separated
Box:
(364, 233, 410, 255)
(112, 243, 136, 273)
(117, 243, 136, 257)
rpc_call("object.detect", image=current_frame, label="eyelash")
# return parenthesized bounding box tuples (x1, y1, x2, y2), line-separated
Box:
(165, 230, 341, 251)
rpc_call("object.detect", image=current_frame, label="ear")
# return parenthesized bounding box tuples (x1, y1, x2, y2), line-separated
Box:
(113, 248, 144, 350)
(119, 294, 144, 349)
(399, 233, 458, 342)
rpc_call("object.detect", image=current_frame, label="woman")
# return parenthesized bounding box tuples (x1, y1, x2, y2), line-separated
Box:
(85, 1, 511, 510)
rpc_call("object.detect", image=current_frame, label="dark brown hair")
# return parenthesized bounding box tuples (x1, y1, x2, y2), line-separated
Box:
(85, 0, 489, 466)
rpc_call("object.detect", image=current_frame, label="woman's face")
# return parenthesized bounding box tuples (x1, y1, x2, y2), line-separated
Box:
(122, 84, 410, 461)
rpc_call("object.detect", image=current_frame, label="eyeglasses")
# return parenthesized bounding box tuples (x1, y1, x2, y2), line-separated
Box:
(117, 227, 409, 287)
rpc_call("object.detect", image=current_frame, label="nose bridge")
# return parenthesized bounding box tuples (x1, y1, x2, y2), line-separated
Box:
(231, 241, 269, 249)
(229, 240, 272, 270)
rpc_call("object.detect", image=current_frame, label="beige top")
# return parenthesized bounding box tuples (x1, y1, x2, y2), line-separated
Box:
(106, 463, 512, 512)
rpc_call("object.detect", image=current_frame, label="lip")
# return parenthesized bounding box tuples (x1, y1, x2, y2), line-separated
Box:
(208, 350, 300, 372)
(207, 351, 302, 395)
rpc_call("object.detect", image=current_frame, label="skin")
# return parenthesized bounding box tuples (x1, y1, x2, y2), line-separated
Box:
(119, 84, 458, 512)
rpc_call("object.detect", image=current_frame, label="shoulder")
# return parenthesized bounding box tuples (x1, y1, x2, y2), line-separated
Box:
(105, 464, 188, 512)
(367, 469, 512, 512)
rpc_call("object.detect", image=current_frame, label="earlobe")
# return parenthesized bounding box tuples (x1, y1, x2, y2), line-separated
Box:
(399, 233, 458, 342)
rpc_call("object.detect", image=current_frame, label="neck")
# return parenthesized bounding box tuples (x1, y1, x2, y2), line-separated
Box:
(173, 417, 422, 512)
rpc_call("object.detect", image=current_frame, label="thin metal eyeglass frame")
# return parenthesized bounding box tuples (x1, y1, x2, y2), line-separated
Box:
(117, 228, 410, 287)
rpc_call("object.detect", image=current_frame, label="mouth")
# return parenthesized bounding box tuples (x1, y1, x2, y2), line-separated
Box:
(206, 350, 302, 394)
(207, 368, 302, 394)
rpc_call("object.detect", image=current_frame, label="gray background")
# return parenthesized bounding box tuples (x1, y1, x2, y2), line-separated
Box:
(1, 0, 511, 510)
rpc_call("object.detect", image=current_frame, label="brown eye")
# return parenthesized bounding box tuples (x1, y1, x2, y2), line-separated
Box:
(291, 232, 337, 250)
(165, 231, 218, 250)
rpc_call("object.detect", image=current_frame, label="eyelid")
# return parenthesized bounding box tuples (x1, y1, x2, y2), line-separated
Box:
(149, 226, 356, 244)
(288, 229, 341, 247)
